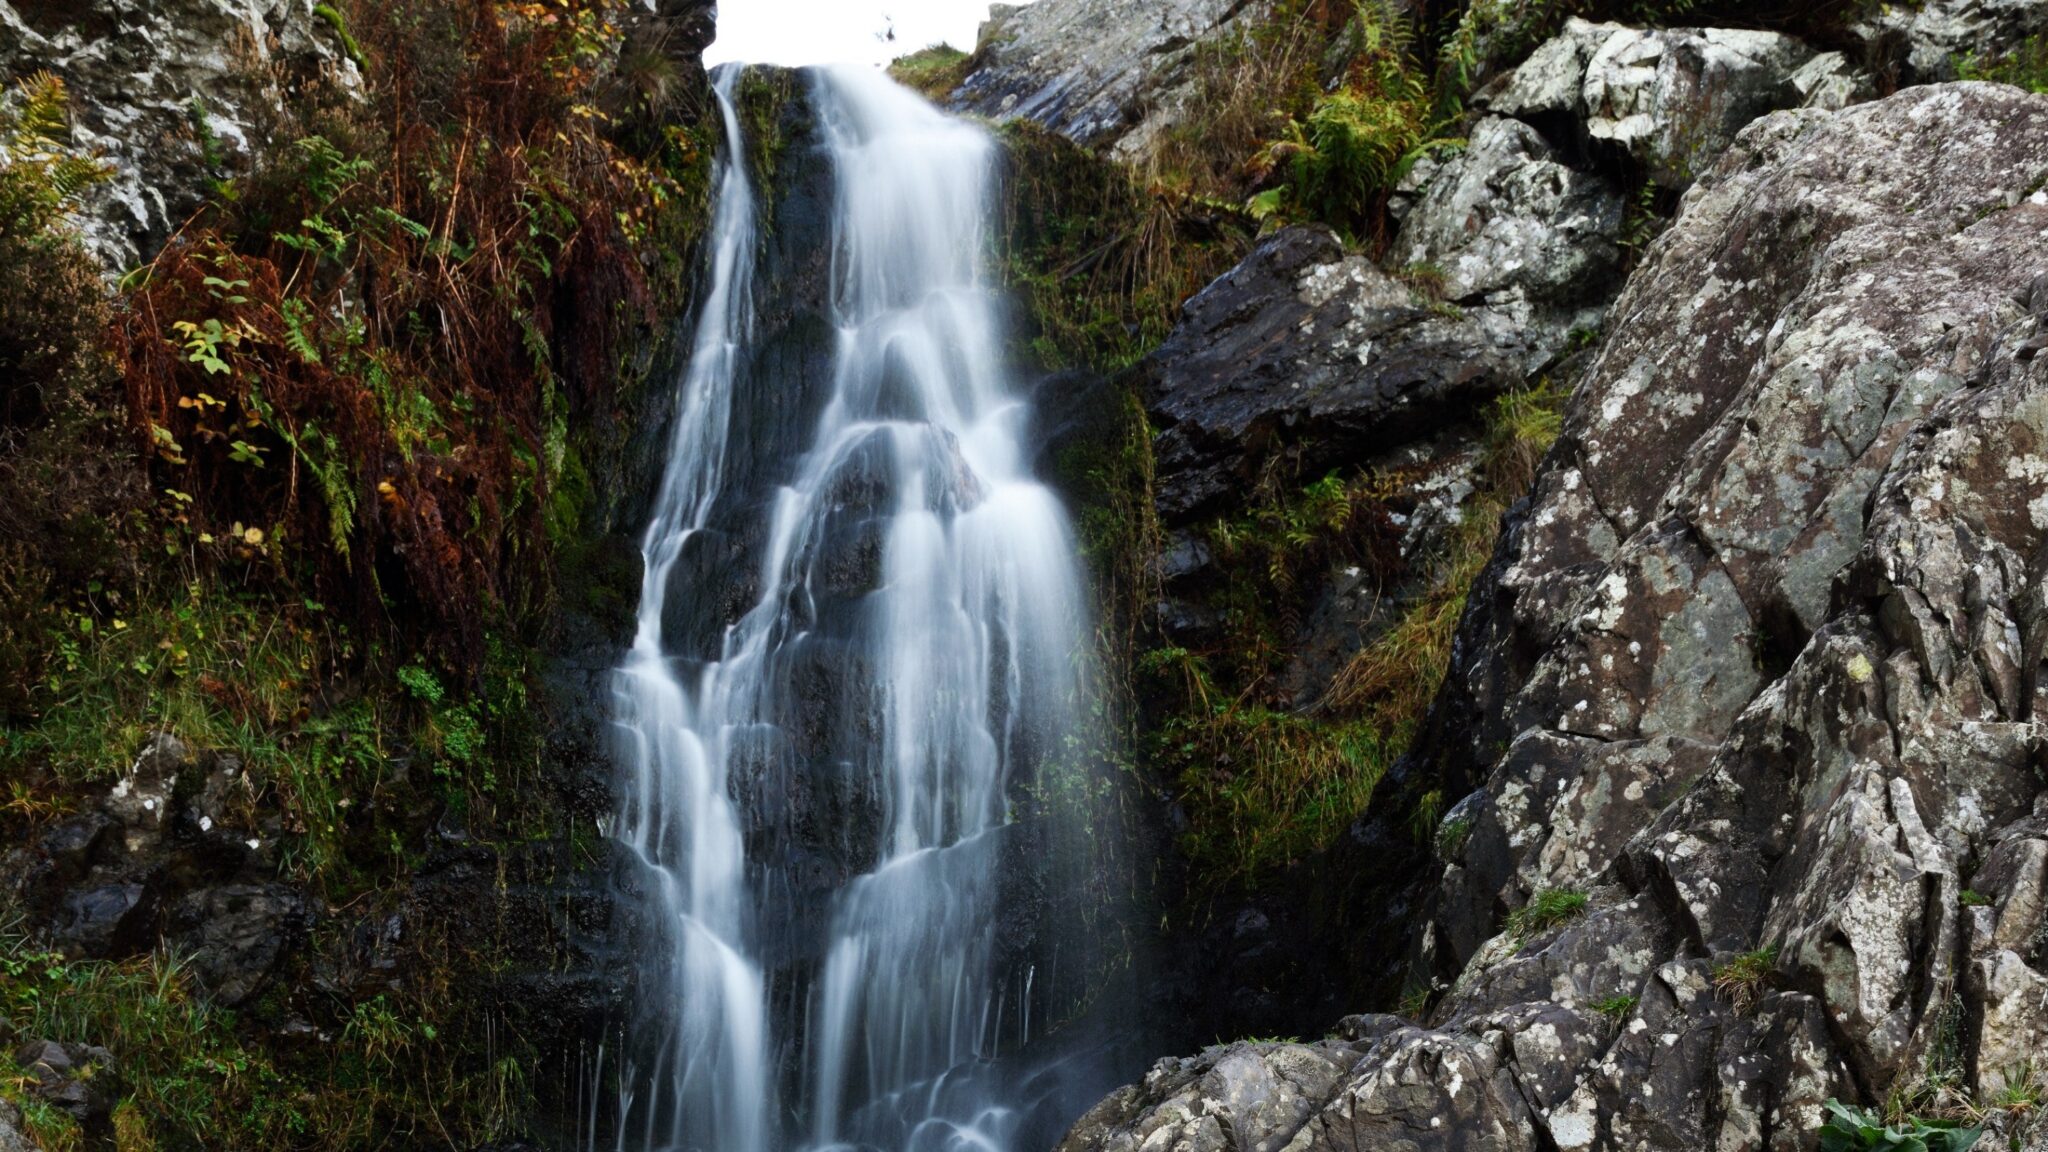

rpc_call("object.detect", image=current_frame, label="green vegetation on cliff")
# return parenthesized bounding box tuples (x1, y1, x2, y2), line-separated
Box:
(0, 1, 726, 1146)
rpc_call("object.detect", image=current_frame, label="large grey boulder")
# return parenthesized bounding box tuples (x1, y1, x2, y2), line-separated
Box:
(1138, 226, 1514, 524)
(0, 0, 356, 270)
(949, 0, 1261, 161)
(1478, 19, 1845, 189)
(1072, 81, 2048, 1152)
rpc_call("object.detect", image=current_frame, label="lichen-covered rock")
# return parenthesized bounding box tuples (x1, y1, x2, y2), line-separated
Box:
(949, 0, 1261, 161)
(1391, 117, 1623, 371)
(1070, 80, 2048, 1152)
(1057, 1041, 1363, 1152)
(1138, 226, 1514, 523)
(0, 0, 356, 270)
(1478, 19, 1832, 190)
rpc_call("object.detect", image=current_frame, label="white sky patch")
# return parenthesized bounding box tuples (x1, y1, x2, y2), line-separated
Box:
(704, 0, 1037, 68)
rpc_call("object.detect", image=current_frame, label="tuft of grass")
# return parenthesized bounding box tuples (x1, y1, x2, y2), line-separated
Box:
(1507, 888, 1588, 939)
(888, 44, 972, 101)
(1591, 993, 1638, 1021)
(1960, 888, 1995, 908)
(0, 922, 537, 1150)
(1712, 945, 1778, 1012)
(1992, 1061, 2045, 1116)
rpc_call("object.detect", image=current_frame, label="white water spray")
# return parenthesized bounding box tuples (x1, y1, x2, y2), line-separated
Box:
(613, 63, 1088, 1152)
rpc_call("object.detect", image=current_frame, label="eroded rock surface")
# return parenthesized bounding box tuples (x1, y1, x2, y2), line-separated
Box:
(1140, 226, 1514, 523)
(949, 0, 1263, 161)
(1856, 0, 2048, 82)
(1074, 80, 2048, 1152)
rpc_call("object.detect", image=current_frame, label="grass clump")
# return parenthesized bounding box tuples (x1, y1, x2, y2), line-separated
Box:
(1507, 888, 1588, 939)
(0, 925, 538, 1150)
(1591, 993, 1638, 1020)
(1712, 944, 1778, 1011)
(889, 44, 972, 100)
(1000, 120, 1251, 375)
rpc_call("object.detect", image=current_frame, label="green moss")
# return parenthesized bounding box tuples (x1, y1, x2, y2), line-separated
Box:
(999, 120, 1250, 375)
(736, 68, 804, 220)
(312, 4, 368, 69)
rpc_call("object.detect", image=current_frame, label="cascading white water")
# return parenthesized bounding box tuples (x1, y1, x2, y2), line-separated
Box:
(613, 63, 774, 1152)
(613, 62, 1087, 1152)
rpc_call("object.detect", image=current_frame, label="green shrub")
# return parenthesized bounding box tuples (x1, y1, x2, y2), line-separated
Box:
(1958, 35, 2048, 93)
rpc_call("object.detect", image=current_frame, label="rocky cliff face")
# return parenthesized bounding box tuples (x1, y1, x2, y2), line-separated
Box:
(1067, 74, 2048, 1152)
(0, 0, 355, 270)
(949, 0, 1267, 161)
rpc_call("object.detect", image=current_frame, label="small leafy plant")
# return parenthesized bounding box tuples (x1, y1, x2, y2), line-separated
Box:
(1818, 1099, 1982, 1152)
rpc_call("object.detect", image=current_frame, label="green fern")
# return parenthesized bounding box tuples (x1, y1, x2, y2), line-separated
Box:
(0, 72, 111, 226)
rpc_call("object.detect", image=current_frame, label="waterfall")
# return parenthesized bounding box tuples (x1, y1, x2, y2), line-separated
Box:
(612, 62, 1092, 1152)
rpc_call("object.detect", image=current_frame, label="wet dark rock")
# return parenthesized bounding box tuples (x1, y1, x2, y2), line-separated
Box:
(165, 883, 310, 1007)
(14, 1040, 117, 1134)
(1140, 226, 1514, 525)
(50, 882, 151, 958)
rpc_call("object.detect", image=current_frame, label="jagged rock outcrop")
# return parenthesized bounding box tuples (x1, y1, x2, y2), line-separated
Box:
(1856, 0, 2048, 82)
(1391, 116, 1623, 372)
(1072, 80, 2048, 1152)
(0, 0, 356, 270)
(1140, 225, 1515, 524)
(1476, 19, 1860, 189)
(1392, 17, 1877, 372)
(949, 0, 1263, 161)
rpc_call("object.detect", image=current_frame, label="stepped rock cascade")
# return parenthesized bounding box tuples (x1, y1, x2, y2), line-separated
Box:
(613, 63, 1093, 1152)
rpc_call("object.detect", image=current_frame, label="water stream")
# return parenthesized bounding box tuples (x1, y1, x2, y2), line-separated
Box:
(611, 63, 1093, 1152)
